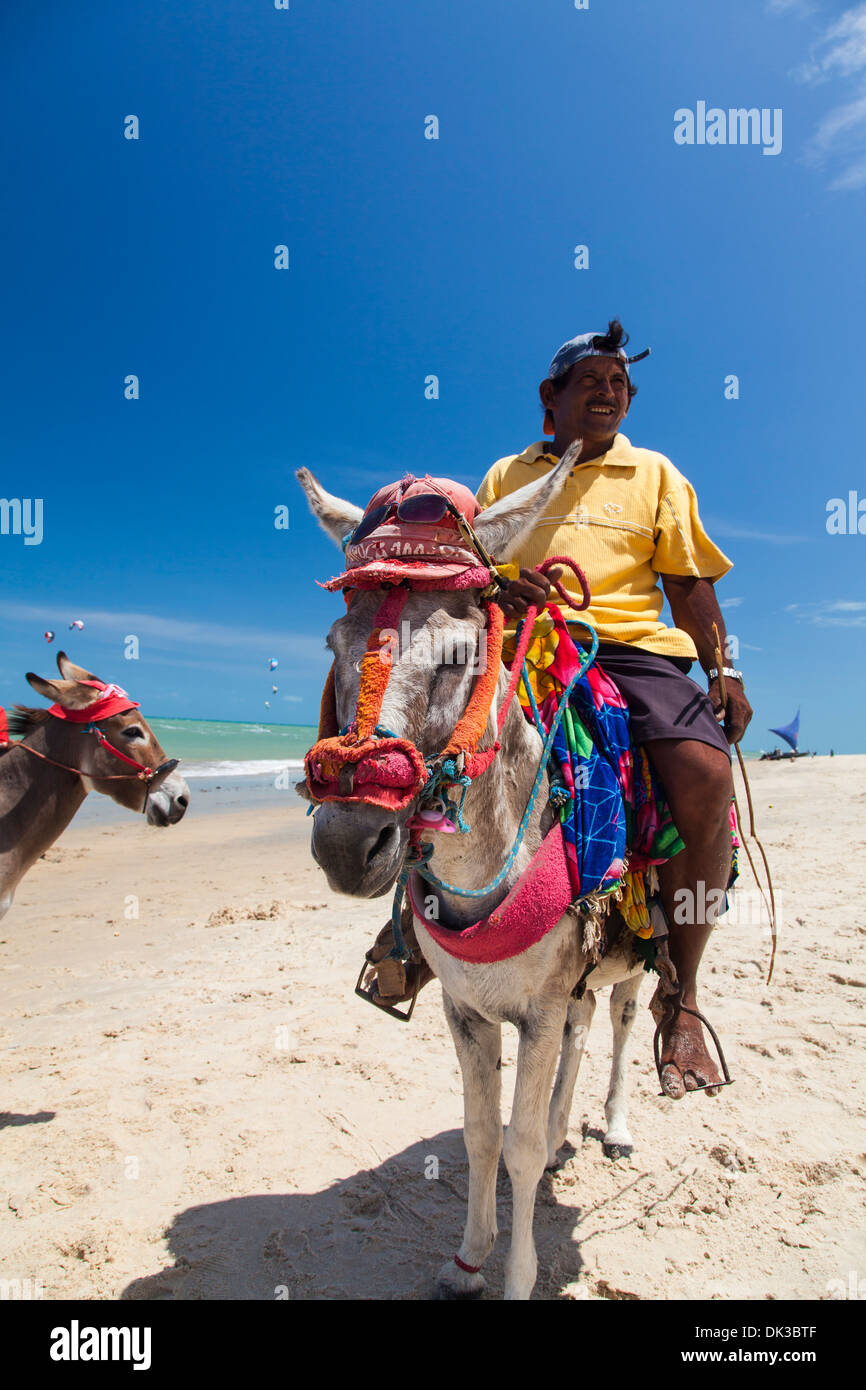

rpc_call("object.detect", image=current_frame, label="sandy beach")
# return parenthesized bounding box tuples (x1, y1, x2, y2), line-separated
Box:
(1, 756, 864, 1301)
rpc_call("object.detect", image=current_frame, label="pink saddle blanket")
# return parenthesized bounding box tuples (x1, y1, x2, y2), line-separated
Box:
(408, 821, 573, 964)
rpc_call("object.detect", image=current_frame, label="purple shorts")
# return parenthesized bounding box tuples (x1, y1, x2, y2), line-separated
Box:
(594, 641, 731, 756)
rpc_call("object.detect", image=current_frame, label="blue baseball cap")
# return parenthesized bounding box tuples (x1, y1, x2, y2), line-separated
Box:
(547, 331, 651, 381)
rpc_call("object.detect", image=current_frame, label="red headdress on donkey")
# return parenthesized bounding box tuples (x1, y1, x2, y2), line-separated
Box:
(47, 680, 140, 723)
(304, 475, 505, 811)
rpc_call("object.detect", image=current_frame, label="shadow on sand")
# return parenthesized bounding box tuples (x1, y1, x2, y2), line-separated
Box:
(0, 1110, 55, 1130)
(121, 1129, 589, 1301)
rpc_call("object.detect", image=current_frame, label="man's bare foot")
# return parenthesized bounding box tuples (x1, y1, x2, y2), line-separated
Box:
(659, 1006, 723, 1099)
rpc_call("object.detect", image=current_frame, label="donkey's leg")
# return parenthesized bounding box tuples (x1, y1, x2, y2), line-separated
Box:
(545, 991, 596, 1169)
(503, 1000, 569, 1300)
(603, 972, 644, 1156)
(435, 992, 503, 1299)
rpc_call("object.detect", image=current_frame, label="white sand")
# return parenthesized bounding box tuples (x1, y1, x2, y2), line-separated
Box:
(1, 756, 864, 1300)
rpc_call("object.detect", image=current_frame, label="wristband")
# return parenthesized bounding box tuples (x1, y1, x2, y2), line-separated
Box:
(707, 666, 743, 684)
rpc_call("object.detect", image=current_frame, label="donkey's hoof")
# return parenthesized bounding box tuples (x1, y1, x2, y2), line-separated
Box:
(434, 1280, 485, 1300)
(434, 1260, 486, 1300)
(602, 1135, 633, 1161)
(545, 1137, 575, 1171)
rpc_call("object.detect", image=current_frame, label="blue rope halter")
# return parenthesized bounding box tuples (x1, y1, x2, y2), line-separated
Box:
(385, 619, 599, 961)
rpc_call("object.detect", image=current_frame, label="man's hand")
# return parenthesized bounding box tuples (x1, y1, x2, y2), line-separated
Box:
(709, 677, 753, 744)
(496, 566, 563, 619)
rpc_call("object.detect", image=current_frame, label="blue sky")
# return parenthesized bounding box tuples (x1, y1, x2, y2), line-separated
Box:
(2, 0, 865, 749)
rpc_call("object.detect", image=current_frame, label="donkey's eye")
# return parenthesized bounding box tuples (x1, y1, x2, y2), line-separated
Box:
(123, 726, 145, 740)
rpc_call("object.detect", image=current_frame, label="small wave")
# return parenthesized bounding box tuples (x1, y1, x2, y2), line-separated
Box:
(183, 759, 305, 779)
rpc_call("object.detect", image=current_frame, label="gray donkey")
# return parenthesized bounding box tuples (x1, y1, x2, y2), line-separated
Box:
(298, 451, 646, 1300)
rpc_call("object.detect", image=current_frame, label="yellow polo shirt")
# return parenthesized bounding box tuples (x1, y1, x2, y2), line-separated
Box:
(475, 434, 732, 659)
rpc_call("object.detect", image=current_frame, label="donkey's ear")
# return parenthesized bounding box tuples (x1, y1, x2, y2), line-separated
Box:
(26, 672, 62, 702)
(56, 651, 99, 682)
(296, 468, 364, 550)
(26, 674, 101, 710)
(473, 442, 579, 561)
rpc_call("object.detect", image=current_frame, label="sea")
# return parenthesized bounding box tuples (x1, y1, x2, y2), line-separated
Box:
(147, 716, 767, 786)
(77, 714, 770, 825)
(148, 717, 316, 781)
(74, 717, 318, 823)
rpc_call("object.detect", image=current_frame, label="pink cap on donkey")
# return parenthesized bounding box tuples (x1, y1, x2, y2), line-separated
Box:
(321, 475, 489, 591)
(47, 680, 140, 723)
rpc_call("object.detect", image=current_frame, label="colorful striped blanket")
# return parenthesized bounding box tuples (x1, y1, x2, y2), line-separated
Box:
(503, 604, 728, 944)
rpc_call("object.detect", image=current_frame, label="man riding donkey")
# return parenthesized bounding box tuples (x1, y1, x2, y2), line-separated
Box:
(364, 320, 752, 1099)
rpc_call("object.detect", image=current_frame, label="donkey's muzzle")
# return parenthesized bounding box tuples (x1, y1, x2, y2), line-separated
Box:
(305, 736, 427, 812)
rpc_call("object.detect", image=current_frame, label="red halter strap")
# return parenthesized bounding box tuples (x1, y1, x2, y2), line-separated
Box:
(1, 695, 178, 797)
(10, 730, 177, 785)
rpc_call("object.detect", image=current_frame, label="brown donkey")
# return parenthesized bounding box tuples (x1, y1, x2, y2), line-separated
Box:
(0, 652, 189, 920)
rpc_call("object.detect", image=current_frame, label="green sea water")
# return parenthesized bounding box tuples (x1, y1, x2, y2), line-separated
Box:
(146, 715, 765, 778)
(146, 717, 317, 777)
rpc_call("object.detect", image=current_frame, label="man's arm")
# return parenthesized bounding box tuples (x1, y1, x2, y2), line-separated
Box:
(660, 574, 753, 744)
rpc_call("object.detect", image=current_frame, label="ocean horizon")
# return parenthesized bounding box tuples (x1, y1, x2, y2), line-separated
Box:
(148, 715, 781, 780)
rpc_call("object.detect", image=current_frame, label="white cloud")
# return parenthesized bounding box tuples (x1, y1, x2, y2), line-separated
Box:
(787, 598, 866, 624)
(788, 3, 866, 189)
(0, 599, 330, 664)
(828, 151, 866, 187)
(720, 596, 745, 609)
(704, 519, 809, 544)
(767, 0, 816, 15)
(807, 90, 866, 153)
(797, 7, 866, 81)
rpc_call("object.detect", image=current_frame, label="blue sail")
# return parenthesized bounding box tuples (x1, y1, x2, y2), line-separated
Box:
(769, 709, 800, 752)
